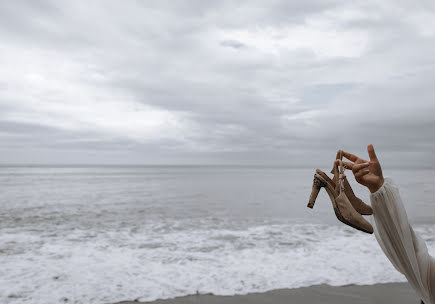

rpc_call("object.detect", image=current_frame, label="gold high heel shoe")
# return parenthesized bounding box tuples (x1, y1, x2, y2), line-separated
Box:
(329, 150, 373, 215)
(307, 159, 373, 234)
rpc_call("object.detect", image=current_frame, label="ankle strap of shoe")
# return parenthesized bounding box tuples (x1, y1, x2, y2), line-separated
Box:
(330, 150, 344, 174)
(334, 159, 346, 192)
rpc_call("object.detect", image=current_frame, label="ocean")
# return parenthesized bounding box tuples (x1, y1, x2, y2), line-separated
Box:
(1, 166, 435, 303)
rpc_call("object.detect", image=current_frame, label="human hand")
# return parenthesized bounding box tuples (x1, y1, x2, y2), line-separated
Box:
(335, 144, 384, 193)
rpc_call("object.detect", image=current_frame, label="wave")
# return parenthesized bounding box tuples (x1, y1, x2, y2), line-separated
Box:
(2, 220, 434, 303)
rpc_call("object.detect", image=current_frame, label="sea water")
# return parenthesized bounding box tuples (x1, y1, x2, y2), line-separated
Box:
(1, 166, 435, 303)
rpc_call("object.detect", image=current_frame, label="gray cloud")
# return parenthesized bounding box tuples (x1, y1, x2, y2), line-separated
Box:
(0, 0, 435, 167)
(220, 40, 246, 49)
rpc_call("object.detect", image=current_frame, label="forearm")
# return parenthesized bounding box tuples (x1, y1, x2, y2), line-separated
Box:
(370, 178, 434, 303)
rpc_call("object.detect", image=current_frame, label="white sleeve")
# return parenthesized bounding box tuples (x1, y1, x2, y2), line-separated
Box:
(370, 177, 435, 304)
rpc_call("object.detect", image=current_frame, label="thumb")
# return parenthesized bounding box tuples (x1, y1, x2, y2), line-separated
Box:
(367, 144, 378, 162)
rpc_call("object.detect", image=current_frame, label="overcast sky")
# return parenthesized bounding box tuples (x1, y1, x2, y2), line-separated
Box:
(1, 0, 434, 167)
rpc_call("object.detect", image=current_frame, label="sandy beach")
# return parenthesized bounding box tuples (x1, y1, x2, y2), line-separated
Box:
(112, 282, 420, 304)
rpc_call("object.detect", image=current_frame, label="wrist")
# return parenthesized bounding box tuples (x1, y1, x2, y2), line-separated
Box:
(369, 177, 384, 193)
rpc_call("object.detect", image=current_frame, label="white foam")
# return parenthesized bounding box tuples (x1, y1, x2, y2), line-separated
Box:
(2, 222, 434, 304)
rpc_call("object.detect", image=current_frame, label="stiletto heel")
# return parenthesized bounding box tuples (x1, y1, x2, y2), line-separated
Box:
(307, 175, 325, 208)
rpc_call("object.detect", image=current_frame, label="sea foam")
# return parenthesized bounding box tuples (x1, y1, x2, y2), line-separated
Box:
(2, 219, 435, 304)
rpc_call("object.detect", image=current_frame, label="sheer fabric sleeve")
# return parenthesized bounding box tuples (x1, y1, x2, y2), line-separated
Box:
(370, 177, 435, 304)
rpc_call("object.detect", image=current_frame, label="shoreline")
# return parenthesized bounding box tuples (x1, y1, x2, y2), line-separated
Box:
(112, 282, 419, 304)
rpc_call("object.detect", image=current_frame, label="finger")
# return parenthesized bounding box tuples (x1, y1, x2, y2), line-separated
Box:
(355, 168, 370, 179)
(367, 144, 378, 162)
(351, 162, 369, 173)
(342, 161, 354, 170)
(342, 151, 358, 162)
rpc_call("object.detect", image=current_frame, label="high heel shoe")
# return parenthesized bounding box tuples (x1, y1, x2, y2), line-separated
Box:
(307, 159, 374, 234)
(329, 150, 373, 215)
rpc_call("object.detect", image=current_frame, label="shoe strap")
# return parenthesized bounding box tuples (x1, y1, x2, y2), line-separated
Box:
(334, 159, 346, 192)
(330, 150, 344, 174)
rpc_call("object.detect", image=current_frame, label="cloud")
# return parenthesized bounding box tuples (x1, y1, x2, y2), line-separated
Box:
(220, 40, 246, 49)
(0, 0, 434, 167)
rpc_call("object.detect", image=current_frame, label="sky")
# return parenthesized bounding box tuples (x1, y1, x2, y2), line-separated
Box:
(1, 0, 435, 167)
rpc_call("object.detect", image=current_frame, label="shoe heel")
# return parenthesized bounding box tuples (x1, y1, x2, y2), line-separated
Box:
(307, 175, 325, 208)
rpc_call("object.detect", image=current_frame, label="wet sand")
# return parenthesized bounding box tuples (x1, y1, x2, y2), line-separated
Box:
(112, 282, 420, 304)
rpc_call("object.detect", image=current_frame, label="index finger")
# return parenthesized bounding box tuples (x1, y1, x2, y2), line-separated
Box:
(342, 151, 358, 162)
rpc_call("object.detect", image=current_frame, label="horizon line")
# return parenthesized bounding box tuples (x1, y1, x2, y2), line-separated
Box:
(0, 163, 433, 170)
